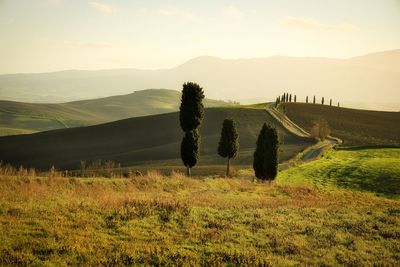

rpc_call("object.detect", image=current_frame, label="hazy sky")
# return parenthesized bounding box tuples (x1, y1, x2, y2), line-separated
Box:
(0, 0, 399, 73)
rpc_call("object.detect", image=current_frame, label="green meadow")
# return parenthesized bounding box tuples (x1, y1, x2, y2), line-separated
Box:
(0, 148, 399, 266)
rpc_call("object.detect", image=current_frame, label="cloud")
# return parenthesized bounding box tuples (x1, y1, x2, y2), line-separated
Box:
(221, 6, 244, 19)
(62, 40, 112, 48)
(89, 1, 115, 13)
(282, 16, 359, 32)
(156, 7, 198, 23)
(0, 17, 14, 25)
(46, 0, 65, 4)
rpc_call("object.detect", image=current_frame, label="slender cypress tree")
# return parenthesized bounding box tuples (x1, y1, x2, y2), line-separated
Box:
(306, 96, 308, 103)
(289, 94, 292, 102)
(180, 82, 205, 132)
(253, 123, 279, 181)
(181, 130, 200, 176)
(330, 99, 332, 106)
(275, 97, 280, 108)
(322, 97, 325, 105)
(294, 95, 297, 103)
(338, 102, 340, 107)
(218, 119, 239, 176)
(313, 96, 316, 104)
(179, 82, 205, 176)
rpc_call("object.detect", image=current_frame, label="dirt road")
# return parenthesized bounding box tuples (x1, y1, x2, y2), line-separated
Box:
(265, 102, 342, 163)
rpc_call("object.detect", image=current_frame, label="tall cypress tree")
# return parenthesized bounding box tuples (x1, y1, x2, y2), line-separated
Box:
(330, 99, 332, 106)
(294, 95, 297, 103)
(218, 119, 239, 177)
(322, 97, 325, 105)
(179, 82, 205, 176)
(289, 94, 292, 102)
(313, 96, 316, 104)
(253, 123, 279, 181)
(306, 96, 309, 103)
(181, 130, 200, 176)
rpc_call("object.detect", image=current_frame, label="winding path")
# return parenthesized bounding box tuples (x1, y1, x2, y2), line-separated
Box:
(265, 102, 342, 163)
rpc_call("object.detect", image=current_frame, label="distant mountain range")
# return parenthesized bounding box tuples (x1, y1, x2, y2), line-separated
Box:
(0, 49, 399, 108)
(0, 89, 232, 136)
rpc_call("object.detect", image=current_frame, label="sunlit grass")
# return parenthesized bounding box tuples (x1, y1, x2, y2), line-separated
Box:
(277, 148, 400, 198)
(1, 152, 399, 265)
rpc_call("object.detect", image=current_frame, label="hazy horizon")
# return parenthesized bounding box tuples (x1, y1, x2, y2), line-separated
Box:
(1, 49, 399, 75)
(1, 0, 400, 73)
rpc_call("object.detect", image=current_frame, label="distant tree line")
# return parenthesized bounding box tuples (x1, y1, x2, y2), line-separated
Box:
(274, 91, 334, 141)
(275, 92, 340, 108)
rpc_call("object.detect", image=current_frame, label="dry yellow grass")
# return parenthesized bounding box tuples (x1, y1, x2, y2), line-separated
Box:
(0, 168, 399, 265)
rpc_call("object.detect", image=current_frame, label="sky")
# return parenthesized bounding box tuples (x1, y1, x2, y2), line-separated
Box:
(0, 0, 399, 74)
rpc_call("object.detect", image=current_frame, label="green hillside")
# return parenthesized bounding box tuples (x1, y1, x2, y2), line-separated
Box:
(0, 107, 314, 170)
(0, 89, 232, 136)
(278, 148, 400, 198)
(281, 103, 400, 146)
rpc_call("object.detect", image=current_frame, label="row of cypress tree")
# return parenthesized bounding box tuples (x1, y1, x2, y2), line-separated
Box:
(179, 82, 279, 181)
(276, 93, 339, 107)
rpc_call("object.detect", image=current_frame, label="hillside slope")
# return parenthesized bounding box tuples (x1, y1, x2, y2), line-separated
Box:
(0, 107, 313, 170)
(0, 50, 399, 106)
(282, 103, 400, 146)
(0, 89, 231, 136)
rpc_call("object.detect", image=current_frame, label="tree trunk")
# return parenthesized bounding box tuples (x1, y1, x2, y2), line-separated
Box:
(226, 158, 230, 177)
(186, 166, 191, 177)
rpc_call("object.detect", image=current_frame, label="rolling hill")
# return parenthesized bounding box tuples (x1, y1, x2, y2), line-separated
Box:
(282, 103, 400, 146)
(0, 107, 314, 170)
(0, 50, 399, 109)
(0, 89, 232, 136)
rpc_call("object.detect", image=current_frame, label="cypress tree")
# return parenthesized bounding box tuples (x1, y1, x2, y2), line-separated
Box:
(253, 123, 279, 181)
(218, 119, 239, 177)
(294, 95, 297, 103)
(306, 96, 308, 103)
(179, 82, 205, 132)
(330, 99, 332, 106)
(313, 96, 316, 104)
(181, 130, 200, 176)
(322, 97, 325, 105)
(289, 94, 292, 102)
(338, 102, 340, 107)
(179, 82, 205, 176)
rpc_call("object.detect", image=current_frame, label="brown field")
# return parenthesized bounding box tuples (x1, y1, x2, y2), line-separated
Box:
(282, 103, 400, 146)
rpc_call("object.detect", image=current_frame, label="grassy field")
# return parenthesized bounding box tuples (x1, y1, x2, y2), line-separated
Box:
(0, 148, 399, 265)
(281, 103, 400, 146)
(278, 148, 400, 198)
(0, 107, 313, 170)
(0, 89, 231, 136)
